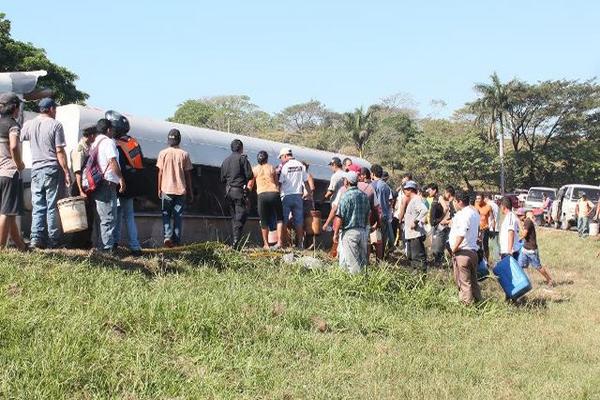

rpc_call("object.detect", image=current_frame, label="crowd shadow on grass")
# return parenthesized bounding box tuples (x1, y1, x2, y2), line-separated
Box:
(40, 249, 185, 278)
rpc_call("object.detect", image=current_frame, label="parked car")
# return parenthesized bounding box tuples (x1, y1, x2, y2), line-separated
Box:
(524, 187, 556, 210)
(551, 184, 600, 230)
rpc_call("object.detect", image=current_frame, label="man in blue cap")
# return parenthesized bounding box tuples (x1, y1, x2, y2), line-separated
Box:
(21, 98, 71, 249)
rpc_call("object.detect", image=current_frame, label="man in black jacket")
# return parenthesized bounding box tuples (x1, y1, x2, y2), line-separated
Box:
(220, 139, 253, 249)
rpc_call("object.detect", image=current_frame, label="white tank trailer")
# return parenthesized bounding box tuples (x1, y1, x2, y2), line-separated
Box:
(17, 104, 370, 247)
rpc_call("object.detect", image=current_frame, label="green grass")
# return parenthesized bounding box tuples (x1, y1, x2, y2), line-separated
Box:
(0, 230, 599, 399)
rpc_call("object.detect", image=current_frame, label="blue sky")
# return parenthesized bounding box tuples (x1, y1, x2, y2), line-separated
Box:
(3, 1, 599, 120)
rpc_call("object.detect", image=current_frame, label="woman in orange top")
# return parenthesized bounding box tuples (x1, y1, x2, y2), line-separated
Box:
(248, 151, 284, 249)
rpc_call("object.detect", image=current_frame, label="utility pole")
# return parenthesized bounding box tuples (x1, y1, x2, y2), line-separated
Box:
(499, 122, 505, 195)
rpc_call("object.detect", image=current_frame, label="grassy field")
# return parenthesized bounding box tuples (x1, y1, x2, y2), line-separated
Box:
(0, 229, 599, 399)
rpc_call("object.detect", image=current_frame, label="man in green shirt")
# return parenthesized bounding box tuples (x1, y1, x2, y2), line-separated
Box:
(334, 171, 371, 273)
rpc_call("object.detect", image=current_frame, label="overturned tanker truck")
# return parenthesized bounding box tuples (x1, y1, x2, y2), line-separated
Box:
(19, 104, 371, 247)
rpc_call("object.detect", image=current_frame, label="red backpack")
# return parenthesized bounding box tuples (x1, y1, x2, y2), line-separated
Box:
(82, 137, 109, 195)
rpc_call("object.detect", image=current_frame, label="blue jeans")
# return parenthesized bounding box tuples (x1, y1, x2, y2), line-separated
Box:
(282, 194, 303, 227)
(114, 197, 141, 250)
(92, 182, 118, 251)
(30, 166, 63, 248)
(577, 216, 590, 237)
(162, 194, 184, 244)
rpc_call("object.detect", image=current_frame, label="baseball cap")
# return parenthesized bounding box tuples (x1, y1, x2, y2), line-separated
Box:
(38, 97, 57, 111)
(328, 157, 342, 167)
(581, 191, 587, 197)
(278, 147, 293, 158)
(168, 128, 181, 145)
(403, 180, 418, 190)
(0, 92, 22, 106)
(344, 171, 359, 185)
(347, 164, 361, 173)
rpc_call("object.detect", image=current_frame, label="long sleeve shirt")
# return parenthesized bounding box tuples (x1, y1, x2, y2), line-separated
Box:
(404, 196, 428, 239)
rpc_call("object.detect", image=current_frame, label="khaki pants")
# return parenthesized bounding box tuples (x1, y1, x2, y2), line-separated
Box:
(452, 249, 482, 305)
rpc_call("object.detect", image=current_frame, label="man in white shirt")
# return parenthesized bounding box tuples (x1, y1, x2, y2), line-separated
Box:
(324, 157, 344, 201)
(278, 148, 309, 248)
(449, 192, 482, 305)
(90, 118, 125, 252)
(499, 196, 520, 259)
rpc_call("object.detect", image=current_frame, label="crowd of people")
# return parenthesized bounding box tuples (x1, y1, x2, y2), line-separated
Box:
(0, 93, 193, 254)
(0, 92, 592, 305)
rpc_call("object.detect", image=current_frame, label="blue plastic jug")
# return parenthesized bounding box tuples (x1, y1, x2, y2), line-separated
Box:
(492, 255, 532, 299)
(477, 258, 490, 281)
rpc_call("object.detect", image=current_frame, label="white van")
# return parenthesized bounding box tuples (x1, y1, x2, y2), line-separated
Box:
(551, 184, 600, 229)
(524, 187, 556, 210)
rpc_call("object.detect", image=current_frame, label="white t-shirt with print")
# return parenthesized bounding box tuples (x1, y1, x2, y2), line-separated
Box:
(279, 158, 308, 196)
(90, 134, 120, 184)
(500, 211, 520, 254)
(449, 206, 480, 251)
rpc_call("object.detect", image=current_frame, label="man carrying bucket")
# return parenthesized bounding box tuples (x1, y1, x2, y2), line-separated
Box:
(69, 123, 97, 249)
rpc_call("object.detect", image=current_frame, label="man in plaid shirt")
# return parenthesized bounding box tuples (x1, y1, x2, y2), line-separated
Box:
(334, 171, 371, 273)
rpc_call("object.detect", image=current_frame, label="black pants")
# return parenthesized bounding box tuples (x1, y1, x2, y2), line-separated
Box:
(431, 227, 449, 266)
(481, 228, 490, 258)
(257, 192, 283, 228)
(226, 187, 247, 244)
(407, 236, 427, 272)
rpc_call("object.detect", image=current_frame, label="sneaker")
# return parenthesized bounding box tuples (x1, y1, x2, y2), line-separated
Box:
(130, 249, 143, 257)
(164, 239, 174, 248)
(29, 242, 46, 251)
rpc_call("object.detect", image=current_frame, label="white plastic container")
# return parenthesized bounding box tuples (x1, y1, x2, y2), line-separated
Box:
(57, 196, 88, 233)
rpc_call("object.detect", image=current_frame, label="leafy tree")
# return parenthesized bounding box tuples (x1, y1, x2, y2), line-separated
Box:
(468, 72, 510, 192)
(276, 100, 331, 133)
(168, 100, 216, 127)
(169, 95, 273, 135)
(366, 111, 419, 172)
(0, 13, 88, 106)
(404, 119, 496, 191)
(342, 106, 380, 158)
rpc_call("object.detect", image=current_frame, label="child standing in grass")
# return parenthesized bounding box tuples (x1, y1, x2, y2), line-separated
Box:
(517, 210, 555, 287)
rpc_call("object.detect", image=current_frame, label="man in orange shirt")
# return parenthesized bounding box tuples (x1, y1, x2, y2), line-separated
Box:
(156, 129, 194, 247)
(474, 193, 495, 261)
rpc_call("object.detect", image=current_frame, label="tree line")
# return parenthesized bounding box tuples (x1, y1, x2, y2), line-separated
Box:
(169, 75, 600, 192)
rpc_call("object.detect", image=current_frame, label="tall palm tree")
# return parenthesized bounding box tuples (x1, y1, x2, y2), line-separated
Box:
(342, 106, 380, 158)
(470, 72, 510, 194)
